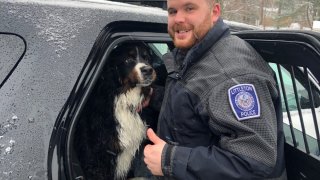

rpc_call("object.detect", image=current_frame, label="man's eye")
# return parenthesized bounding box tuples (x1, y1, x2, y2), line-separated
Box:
(186, 7, 194, 12)
(168, 9, 177, 15)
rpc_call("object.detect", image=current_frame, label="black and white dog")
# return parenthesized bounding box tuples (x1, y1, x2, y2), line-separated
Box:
(74, 42, 157, 180)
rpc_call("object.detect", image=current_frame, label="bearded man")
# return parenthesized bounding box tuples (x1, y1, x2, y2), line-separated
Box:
(143, 0, 287, 179)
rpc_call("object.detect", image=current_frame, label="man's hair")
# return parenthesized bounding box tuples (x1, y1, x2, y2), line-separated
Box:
(206, 0, 217, 9)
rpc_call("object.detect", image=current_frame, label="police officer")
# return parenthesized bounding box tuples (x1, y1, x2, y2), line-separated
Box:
(143, 0, 286, 179)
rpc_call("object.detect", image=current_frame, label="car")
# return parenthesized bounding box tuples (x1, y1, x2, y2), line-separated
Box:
(0, 0, 320, 180)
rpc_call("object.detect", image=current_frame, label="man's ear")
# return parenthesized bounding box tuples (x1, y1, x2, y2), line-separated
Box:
(211, 2, 221, 23)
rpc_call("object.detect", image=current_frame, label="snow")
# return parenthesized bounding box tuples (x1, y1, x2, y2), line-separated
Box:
(313, 21, 320, 31)
(3, 0, 167, 16)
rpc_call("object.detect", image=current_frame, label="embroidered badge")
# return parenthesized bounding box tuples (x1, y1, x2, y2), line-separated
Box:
(228, 84, 260, 121)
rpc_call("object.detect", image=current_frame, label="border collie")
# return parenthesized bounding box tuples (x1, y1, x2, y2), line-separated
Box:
(74, 42, 156, 180)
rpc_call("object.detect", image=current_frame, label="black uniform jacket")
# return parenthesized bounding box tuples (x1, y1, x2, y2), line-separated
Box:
(157, 18, 286, 180)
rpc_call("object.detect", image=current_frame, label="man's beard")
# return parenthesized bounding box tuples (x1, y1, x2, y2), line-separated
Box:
(168, 24, 196, 50)
(169, 20, 212, 50)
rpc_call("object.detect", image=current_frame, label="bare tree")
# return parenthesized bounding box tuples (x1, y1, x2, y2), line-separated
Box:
(220, 0, 320, 29)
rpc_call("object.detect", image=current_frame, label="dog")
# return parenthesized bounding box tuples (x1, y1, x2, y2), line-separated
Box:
(74, 42, 157, 180)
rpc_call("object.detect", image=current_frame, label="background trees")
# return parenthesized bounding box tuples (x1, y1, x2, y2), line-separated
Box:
(219, 0, 320, 29)
(111, 0, 320, 30)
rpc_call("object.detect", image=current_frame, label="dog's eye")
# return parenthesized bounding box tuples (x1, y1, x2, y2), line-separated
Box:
(142, 54, 151, 62)
(129, 50, 136, 56)
(124, 59, 135, 64)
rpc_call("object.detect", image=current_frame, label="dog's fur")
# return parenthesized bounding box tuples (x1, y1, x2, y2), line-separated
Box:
(74, 42, 156, 180)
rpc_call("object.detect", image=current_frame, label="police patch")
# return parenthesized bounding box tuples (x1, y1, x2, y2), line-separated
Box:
(228, 84, 260, 121)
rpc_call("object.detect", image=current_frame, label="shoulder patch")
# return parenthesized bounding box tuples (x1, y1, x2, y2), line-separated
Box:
(228, 84, 260, 121)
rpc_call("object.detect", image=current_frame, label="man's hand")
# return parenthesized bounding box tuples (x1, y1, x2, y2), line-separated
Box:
(144, 128, 166, 176)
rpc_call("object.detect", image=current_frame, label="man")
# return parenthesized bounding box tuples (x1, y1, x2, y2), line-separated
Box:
(143, 0, 286, 179)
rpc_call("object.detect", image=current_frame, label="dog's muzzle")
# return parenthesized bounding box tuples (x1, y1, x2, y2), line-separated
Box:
(136, 65, 156, 87)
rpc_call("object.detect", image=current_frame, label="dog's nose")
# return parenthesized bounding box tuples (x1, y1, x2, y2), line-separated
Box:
(140, 66, 153, 76)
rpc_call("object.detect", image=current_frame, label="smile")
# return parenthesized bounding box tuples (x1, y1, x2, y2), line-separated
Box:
(177, 30, 190, 33)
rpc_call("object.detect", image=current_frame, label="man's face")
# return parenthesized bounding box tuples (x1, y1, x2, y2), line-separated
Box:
(167, 0, 220, 50)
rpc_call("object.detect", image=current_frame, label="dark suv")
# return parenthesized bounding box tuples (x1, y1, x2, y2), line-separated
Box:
(1, 0, 320, 180)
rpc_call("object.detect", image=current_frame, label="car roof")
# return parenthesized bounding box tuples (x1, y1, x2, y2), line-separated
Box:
(2, 0, 167, 17)
(224, 20, 261, 32)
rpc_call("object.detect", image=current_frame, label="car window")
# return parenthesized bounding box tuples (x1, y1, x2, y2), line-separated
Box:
(63, 25, 172, 178)
(269, 63, 320, 111)
(71, 40, 170, 179)
(147, 43, 170, 65)
(0, 33, 25, 88)
(269, 63, 320, 155)
(149, 43, 170, 55)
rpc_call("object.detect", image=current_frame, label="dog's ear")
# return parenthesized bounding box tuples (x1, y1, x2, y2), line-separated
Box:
(96, 66, 121, 95)
(112, 66, 123, 86)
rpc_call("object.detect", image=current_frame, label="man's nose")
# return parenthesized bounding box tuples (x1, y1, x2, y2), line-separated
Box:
(174, 11, 185, 23)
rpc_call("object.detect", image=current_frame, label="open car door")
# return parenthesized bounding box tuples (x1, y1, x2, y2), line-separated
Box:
(235, 31, 320, 180)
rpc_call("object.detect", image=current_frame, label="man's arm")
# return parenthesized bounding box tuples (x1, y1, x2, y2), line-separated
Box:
(148, 74, 282, 180)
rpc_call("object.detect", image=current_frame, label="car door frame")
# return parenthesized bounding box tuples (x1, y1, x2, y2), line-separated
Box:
(47, 21, 172, 180)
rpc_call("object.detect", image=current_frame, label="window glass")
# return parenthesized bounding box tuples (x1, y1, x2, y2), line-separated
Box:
(269, 63, 320, 155)
(0, 34, 25, 87)
(150, 43, 169, 56)
(147, 43, 170, 85)
(147, 43, 169, 66)
(269, 63, 307, 111)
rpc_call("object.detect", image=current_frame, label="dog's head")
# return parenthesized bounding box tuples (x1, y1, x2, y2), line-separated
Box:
(110, 43, 157, 93)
